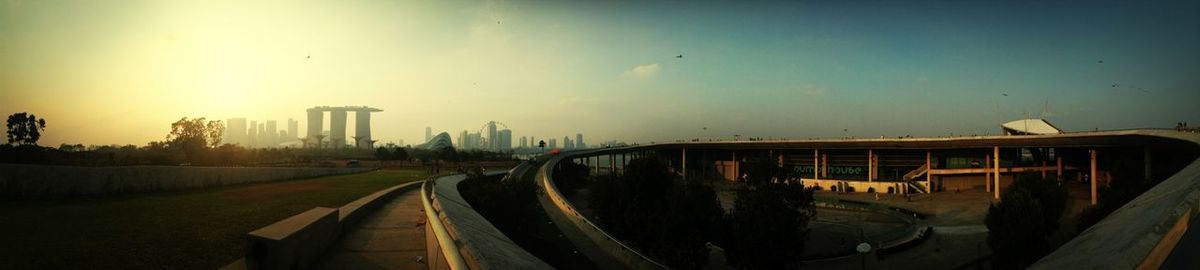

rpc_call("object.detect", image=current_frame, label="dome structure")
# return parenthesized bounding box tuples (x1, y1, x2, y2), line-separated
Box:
(417, 132, 454, 150)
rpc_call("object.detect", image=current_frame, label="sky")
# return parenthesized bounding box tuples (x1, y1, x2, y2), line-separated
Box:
(2, 0, 1198, 147)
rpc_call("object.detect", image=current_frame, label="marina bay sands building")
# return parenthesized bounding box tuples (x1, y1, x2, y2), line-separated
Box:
(305, 106, 382, 149)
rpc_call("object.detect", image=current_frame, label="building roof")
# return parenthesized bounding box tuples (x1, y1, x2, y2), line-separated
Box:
(1001, 118, 1063, 135)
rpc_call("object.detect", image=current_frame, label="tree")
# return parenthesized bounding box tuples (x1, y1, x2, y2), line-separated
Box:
(205, 120, 224, 148)
(165, 117, 223, 163)
(588, 157, 723, 269)
(722, 157, 815, 269)
(1079, 155, 1156, 231)
(6, 112, 47, 145)
(374, 147, 393, 160)
(437, 146, 459, 162)
(392, 147, 408, 161)
(985, 174, 1068, 269)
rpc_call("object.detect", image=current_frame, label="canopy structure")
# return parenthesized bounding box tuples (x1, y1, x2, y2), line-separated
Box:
(1002, 118, 1063, 135)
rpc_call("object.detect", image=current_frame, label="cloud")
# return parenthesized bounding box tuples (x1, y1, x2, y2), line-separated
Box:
(624, 63, 660, 79)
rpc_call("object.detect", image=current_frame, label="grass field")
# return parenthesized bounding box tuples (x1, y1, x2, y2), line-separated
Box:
(0, 169, 431, 270)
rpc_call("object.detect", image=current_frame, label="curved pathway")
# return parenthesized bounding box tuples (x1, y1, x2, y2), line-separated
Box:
(315, 189, 427, 270)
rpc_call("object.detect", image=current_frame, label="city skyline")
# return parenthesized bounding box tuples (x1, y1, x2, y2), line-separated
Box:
(2, 1, 1198, 147)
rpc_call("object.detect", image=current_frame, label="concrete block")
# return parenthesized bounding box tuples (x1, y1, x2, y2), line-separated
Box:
(245, 207, 340, 270)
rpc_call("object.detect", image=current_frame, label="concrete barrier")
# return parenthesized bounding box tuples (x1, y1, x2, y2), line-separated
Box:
(1033, 131, 1200, 269)
(244, 207, 340, 270)
(425, 171, 552, 270)
(537, 153, 668, 270)
(336, 181, 423, 232)
(0, 164, 372, 197)
(221, 181, 421, 270)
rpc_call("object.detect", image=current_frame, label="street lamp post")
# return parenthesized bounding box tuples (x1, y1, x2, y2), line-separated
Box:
(856, 242, 872, 270)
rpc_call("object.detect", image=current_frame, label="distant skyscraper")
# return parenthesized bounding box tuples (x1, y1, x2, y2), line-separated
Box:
(549, 138, 557, 149)
(287, 118, 298, 140)
(531, 136, 537, 148)
(498, 129, 512, 151)
(486, 121, 498, 151)
(266, 120, 277, 147)
(576, 133, 585, 149)
(257, 123, 266, 148)
(520, 136, 528, 148)
(249, 120, 259, 147)
(471, 132, 483, 149)
(458, 130, 468, 149)
(564, 136, 572, 149)
(426, 127, 432, 143)
(226, 118, 247, 146)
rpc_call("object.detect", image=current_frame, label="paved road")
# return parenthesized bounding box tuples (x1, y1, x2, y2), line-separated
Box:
(315, 188, 427, 270)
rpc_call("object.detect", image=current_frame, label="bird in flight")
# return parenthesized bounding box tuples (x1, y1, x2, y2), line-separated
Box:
(1112, 83, 1149, 93)
(676, 54, 683, 58)
(1002, 93, 1008, 96)
(306, 55, 311, 59)
(1098, 60, 1104, 64)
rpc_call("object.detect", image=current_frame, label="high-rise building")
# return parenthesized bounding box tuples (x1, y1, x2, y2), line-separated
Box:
(458, 130, 468, 149)
(226, 118, 247, 146)
(307, 110, 323, 147)
(329, 110, 347, 148)
(266, 120, 277, 147)
(576, 133, 585, 149)
(287, 118, 298, 141)
(470, 132, 483, 150)
(257, 123, 266, 148)
(486, 121, 498, 151)
(249, 120, 259, 147)
(531, 136, 537, 148)
(520, 136, 528, 148)
(549, 138, 557, 149)
(426, 127, 432, 143)
(564, 136, 572, 149)
(498, 129, 512, 151)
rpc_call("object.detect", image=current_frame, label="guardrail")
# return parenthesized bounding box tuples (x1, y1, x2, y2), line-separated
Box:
(1033, 130, 1200, 269)
(542, 130, 1200, 269)
(537, 150, 669, 270)
(421, 177, 469, 270)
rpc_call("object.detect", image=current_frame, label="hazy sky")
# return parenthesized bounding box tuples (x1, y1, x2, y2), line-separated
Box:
(2, 0, 1198, 147)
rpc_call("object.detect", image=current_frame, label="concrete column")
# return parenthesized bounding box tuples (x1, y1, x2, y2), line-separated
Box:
(813, 149, 819, 180)
(994, 146, 1001, 199)
(610, 154, 615, 177)
(822, 154, 828, 178)
(985, 154, 991, 192)
(1041, 161, 1047, 180)
(355, 111, 372, 149)
(620, 153, 625, 175)
(330, 110, 347, 148)
(682, 148, 687, 181)
(926, 150, 932, 193)
(306, 109, 324, 147)
(868, 149, 873, 182)
(777, 151, 784, 168)
(1057, 156, 1063, 181)
(1091, 149, 1098, 206)
(732, 151, 738, 182)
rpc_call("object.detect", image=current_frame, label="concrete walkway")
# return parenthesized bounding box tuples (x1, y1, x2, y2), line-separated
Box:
(315, 188, 427, 270)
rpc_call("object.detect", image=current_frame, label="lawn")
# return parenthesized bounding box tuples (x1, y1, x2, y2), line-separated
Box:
(0, 169, 430, 269)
